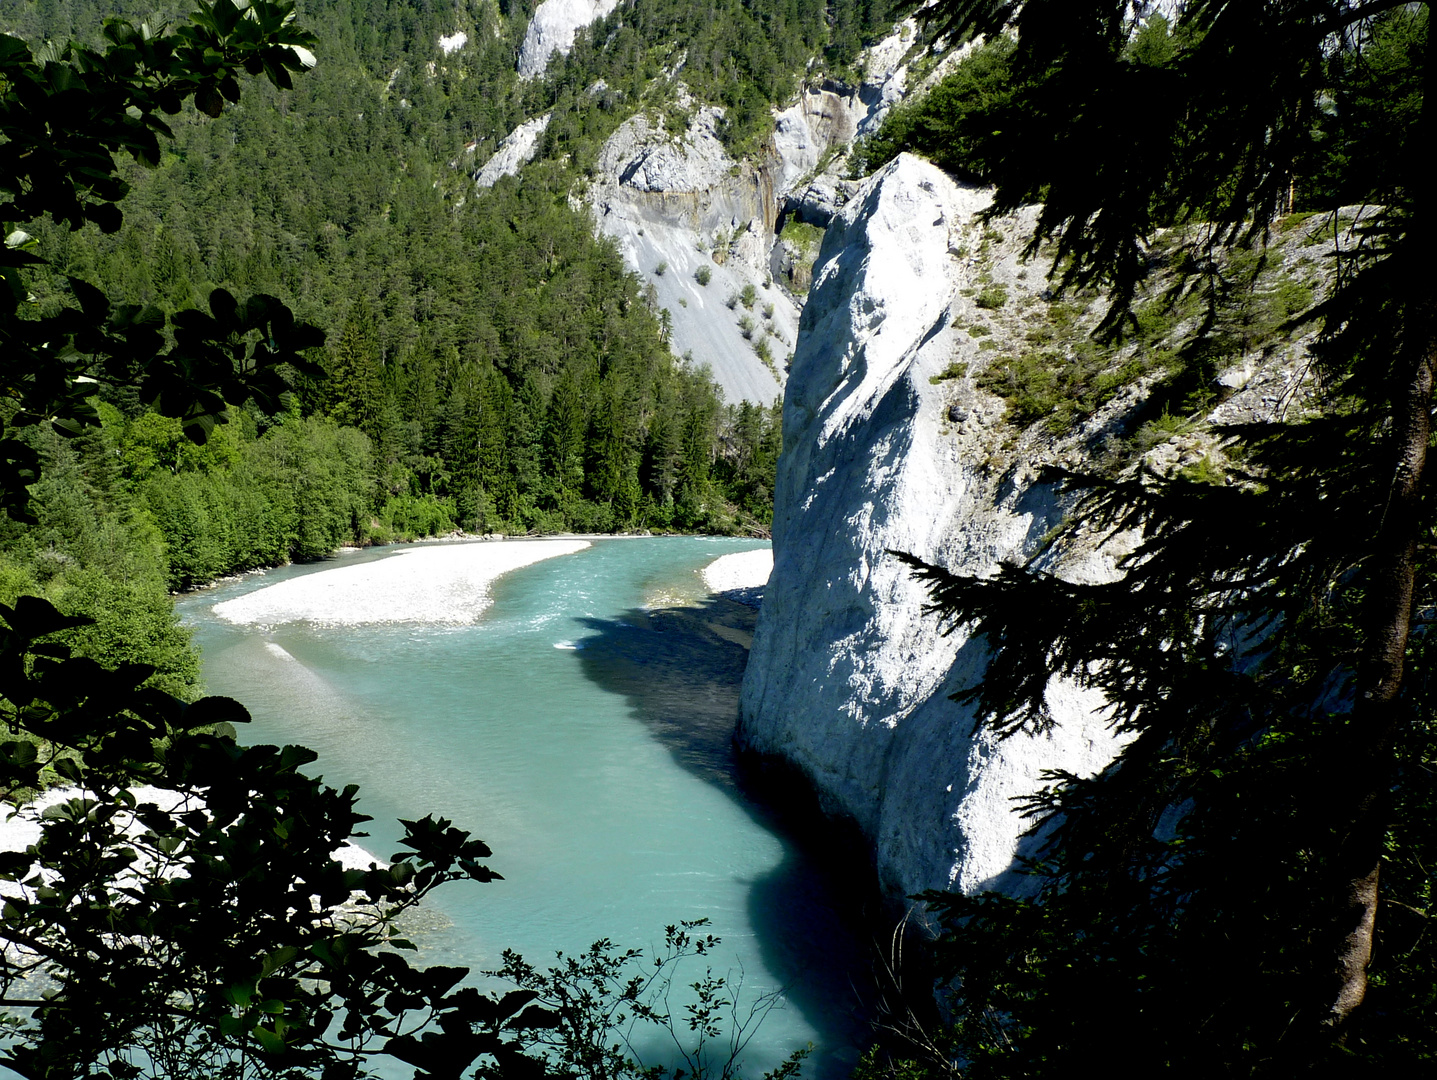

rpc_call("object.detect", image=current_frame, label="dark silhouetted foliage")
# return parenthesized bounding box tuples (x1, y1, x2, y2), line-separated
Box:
(881, 1, 1437, 1077)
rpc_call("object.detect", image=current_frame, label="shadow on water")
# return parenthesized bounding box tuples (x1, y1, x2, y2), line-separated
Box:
(572, 593, 887, 1080)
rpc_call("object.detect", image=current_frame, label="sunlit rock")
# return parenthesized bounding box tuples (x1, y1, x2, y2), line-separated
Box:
(517, 0, 621, 80)
(738, 154, 1127, 914)
(475, 114, 553, 188)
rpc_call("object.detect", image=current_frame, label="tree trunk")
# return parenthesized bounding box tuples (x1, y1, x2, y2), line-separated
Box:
(1322, 12, 1437, 1038)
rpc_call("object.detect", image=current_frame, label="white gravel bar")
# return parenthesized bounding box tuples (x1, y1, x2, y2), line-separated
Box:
(213, 539, 591, 627)
(701, 548, 772, 594)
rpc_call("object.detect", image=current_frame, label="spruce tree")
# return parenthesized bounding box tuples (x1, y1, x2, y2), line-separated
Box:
(543, 368, 588, 498)
(479, 367, 518, 521)
(896, 1, 1436, 1074)
(323, 301, 383, 440)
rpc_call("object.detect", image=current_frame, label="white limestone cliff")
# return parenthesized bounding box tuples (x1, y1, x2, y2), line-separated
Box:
(735, 142, 1333, 911)
(475, 113, 552, 188)
(585, 104, 795, 405)
(767, 20, 977, 194)
(736, 154, 1128, 911)
(482, 20, 970, 405)
(517, 0, 621, 80)
(572, 23, 962, 404)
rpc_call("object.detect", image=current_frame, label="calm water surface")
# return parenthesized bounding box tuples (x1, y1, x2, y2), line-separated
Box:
(178, 537, 870, 1080)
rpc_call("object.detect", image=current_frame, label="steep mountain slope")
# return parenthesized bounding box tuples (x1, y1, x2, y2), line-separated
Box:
(473, 8, 1162, 898)
(3, 0, 789, 544)
(475, 8, 946, 404)
(737, 149, 1339, 908)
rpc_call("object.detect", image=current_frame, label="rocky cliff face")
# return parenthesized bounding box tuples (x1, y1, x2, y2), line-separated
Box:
(517, 0, 621, 80)
(736, 154, 1128, 909)
(583, 101, 794, 405)
(479, 8, 1324, 907)
(736, 145, 1331, 911)
(475, 114, 551, 188)
(573, 24, 934, 406)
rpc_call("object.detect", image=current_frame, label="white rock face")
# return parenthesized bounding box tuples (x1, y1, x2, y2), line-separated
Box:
(587, 106, 794, 405)
(767, 16, 923, 186)
(481, 21, 984, 405)
(476, 113, 552, 188)
(595, 108, 733, 193)
(439, 31, 468, 55)
(783, 175, 862, 227)
(517, 0, 621, 80)
(737, 154, 1127, 912)
(851, 20, 915, 134)
(771, 86, 862, 188)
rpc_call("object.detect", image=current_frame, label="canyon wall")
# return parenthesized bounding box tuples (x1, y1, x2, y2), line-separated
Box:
(735, 154, 1129, 910)
(485, 7, 1321, 910)
(483, 11, 944, 405)
(735, 144, 1326, 910)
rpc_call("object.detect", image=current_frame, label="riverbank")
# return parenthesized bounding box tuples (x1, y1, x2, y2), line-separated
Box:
(212, 539, 592, 627)
(701, 548, 773, 600)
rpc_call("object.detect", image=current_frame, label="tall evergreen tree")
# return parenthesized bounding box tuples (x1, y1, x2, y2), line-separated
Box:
(323, 300, 383, 440)
(894, 0, 1436, 1074)
(479, 367, 518, 521)
(586, 382, 639, 523)
(543, 368, 588, 498)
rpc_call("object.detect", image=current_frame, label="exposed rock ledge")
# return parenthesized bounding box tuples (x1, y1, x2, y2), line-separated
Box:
(518, 0, 620, 80)
(584, 105, 794, 406)
(475, 114, 552, 188)
(737, 154, 1126, 913)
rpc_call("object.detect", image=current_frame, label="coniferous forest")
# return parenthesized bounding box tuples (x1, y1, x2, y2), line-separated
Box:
(0, 0, 895, 688)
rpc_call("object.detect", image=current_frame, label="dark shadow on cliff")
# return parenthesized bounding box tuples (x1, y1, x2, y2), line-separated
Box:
(570, 594, 886, 1080)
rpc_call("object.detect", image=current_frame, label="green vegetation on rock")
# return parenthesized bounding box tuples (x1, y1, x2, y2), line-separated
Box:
(850, 36, 1015, 179)
(890, 2, 1437, 1077)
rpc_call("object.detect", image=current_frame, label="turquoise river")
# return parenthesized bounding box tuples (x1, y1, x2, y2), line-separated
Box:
(177, 536, 873, 1080)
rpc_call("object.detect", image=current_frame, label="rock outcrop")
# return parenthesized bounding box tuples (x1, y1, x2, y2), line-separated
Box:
(594, 107, 739, 201)
(475, 114, 551, 188)
(736, 139, 1335, 912)
(737, 154, 1128, 910)
(585, 104, 795, 405)
(771, 85, 862, 189)
(517, 0, 620, 80)
(487, 15, 992, 405)
(781, 175, 861, 228)
(765, 19, 970, 193)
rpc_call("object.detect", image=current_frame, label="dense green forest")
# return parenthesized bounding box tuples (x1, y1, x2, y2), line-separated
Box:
(0, 0, 918, 718)
(0, 0, 900, 689)
(0, 0, 888, 679)
(0, 0, 911, 610)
